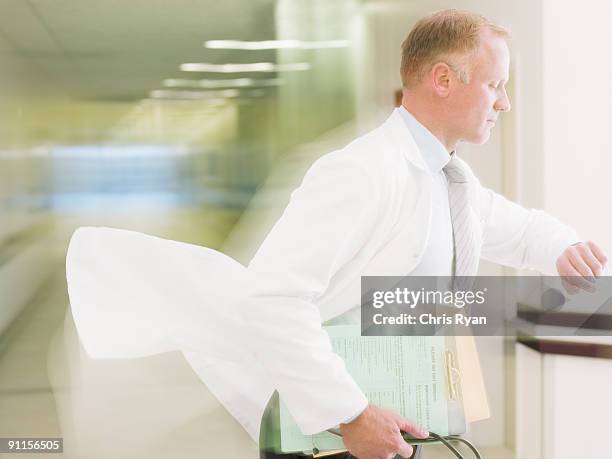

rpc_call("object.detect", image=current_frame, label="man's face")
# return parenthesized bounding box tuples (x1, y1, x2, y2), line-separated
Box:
(448, 31, 511, 145)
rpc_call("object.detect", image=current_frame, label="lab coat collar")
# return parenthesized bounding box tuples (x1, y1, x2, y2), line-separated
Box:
(397, 106, 451, 173)
(382, 108, 429, 172)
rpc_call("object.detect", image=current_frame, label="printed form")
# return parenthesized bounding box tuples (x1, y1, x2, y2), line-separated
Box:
(279, 325, 450, 453)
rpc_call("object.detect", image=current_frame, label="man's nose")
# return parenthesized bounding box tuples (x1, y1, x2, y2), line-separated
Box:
(495, 88, 511, 112)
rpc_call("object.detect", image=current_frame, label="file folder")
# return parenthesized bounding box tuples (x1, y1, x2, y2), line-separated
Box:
(276, 325, 469, 455)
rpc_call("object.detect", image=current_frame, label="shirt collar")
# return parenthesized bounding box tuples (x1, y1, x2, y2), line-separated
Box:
(398, 105, 451, 173)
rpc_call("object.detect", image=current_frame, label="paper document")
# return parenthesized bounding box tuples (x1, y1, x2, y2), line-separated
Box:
(279, 325, 454, 453)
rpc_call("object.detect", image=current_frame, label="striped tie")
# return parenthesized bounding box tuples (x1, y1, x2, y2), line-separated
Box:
(443, 155, 481, 288)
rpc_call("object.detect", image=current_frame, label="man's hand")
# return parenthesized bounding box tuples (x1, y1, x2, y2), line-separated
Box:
(556, 241, 608, 294)
(339, 405, 429, 459)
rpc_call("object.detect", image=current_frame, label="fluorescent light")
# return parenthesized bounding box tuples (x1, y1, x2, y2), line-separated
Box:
(150, 89, 240, 100)
(141, 98, 227, 107)
(205, 39, 349, 50)
(163, 77, 282, 88)
(180, 62, 310, 73)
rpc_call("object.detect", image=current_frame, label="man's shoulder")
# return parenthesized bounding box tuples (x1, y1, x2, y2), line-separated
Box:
(319, 121, 406, 176)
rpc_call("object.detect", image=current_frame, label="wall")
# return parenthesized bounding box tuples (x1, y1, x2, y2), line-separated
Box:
(542, 0, 612, 254)
(0, 150, 58, 337)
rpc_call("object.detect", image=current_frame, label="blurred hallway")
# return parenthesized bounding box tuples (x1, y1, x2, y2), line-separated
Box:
(0, 206, 261, 458)
(0, 2, 358, 455)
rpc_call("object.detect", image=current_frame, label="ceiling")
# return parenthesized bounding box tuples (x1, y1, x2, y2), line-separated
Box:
(0, 0, 277, 102)
(0, 0, 360, 147)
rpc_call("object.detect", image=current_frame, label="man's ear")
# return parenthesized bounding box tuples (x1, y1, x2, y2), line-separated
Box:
(431, 62, 452, 97)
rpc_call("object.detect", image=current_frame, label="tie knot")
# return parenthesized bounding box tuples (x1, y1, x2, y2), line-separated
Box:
(443, 156, 469, 183)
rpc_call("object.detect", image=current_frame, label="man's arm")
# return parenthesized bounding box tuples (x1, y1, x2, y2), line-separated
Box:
(478, 186, 608, 281)
(243, 153, 374, 433)
(479, 186, 580, 273)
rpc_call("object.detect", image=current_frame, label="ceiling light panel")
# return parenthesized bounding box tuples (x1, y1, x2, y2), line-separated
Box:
(204, 40, 349, 50)
(180, 62, 310, 73)
(163, 78, 282, 88)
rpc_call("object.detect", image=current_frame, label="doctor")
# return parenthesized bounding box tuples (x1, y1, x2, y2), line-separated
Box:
(245, 9, 608, 459)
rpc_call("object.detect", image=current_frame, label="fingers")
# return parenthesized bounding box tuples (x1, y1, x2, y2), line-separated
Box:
(391, 414, 426, 458)
(573, 242, 608, 277)
(568, 242, 608, 277)
(561, 277, 579, 295)
(557, 255, 593, 292)
(556, 242, 611, 293)
(567, 246, 596, 279)
(341, 405, 427, 459)
(395, 437, 414, 459)
(565, 252, 596, 293)
(587, 241, 608, 270)
(394, 415, 429, 439)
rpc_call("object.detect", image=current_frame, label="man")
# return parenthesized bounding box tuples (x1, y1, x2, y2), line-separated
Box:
(245, 9, 608, 459)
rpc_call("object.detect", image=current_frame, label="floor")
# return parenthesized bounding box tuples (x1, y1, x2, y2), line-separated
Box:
(0, 266, 65, 459)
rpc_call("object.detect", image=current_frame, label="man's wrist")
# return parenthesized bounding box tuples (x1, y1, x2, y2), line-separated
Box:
(342, 405, 368, 425)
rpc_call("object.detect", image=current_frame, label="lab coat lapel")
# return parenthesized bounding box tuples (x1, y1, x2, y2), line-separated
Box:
(380, 109, 433, 273)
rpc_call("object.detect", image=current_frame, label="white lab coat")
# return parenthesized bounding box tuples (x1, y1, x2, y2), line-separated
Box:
(66, 108, 579, 443)
(241, 108, 579, 434)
